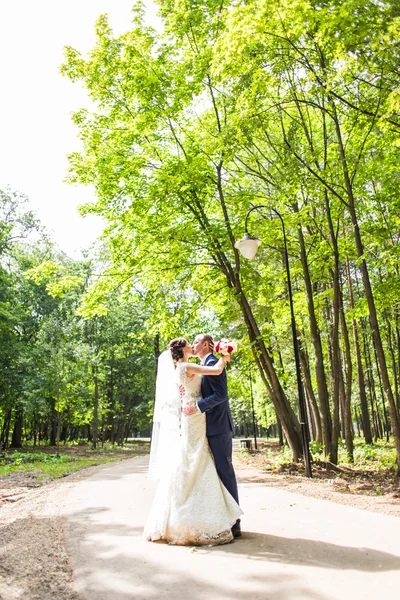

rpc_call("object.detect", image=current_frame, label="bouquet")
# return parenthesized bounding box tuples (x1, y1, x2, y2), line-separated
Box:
(215, 339, 237, 363)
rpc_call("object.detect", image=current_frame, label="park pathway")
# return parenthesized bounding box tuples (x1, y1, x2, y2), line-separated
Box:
(63, 455, 400, 600)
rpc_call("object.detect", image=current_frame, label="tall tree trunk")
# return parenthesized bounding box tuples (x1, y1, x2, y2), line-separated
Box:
(151, 332, 161, 441)
(305, 386, 317, 441)
(373, 343, 391, 442)
(154, 332, 161, 372)
(92, 369, 99, 449)
(1, 409, 12, 450)
(363, 328, 381, 440)
(55, 405, 62, 457)
(33, 419, 37, 447)
(297, 221, 332, 454)
(298, 337, 323, 443)
(11, 407, 23, 449)
(188, 150, 303, 458)
(355, 408, 361, 437)
(50, 398, 57, 447)
(237, 289, 303, 459)
(275, 410, 284, 448)
(346, 259, 373, 444)
(395, 312, 400, 416)
(323, 191, 341, 464)
(326, 293, 340, 465)
(189, 147, 303, 458)
(339, 276, 354, 461)
(108, 354, 115, 444)
(331, 100, 400, 471)
(386, 315, 399, 414)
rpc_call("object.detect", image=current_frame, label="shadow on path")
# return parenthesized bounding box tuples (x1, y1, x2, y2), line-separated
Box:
(67, 505, 400, 574)
(65, 455, 400, 600)
(197, 531, 400, 571)
(66, 507, 330, 600)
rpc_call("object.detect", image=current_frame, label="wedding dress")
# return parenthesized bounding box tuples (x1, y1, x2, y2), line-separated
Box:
(144, 362, 243, 545)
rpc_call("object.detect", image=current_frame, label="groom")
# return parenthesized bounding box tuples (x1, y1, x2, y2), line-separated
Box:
(183, 333, 241, 538)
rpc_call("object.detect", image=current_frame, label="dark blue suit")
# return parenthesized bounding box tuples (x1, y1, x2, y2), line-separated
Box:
(197, 354, 239, 505)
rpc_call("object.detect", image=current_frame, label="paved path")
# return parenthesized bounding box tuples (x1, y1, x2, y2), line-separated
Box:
(63, 456, 400, 600)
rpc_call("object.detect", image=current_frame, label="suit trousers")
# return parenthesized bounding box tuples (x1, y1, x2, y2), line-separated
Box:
(207, 432, 239, 505)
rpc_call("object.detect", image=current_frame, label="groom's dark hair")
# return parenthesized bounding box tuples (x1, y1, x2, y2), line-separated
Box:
(200, 333, 215, 352)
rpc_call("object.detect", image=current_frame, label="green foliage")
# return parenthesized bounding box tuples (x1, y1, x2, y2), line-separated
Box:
(0, 452, 116, 479)
(0, 190, 157, 449)
(0, 443, 149, 479)
(56, 0, 400, 464)
(3, 0, 400, 466)
(350, 440, 397, 470)
(251, 438, 397, 474)
(2, 451, 71, 465)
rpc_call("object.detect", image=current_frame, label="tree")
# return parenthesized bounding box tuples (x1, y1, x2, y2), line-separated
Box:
(60, 0, 400, 469)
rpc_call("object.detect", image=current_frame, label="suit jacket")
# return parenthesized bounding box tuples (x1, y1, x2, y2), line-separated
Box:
(197, 354, 234, 436)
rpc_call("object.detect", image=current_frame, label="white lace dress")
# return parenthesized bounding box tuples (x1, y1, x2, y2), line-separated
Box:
(144, 363, 243, 545)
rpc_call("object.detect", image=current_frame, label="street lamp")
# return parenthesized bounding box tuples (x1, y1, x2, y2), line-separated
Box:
(234, 205, 313, 477)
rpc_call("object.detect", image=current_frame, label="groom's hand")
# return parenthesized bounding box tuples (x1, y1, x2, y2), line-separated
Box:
(183, 403, 197, 416)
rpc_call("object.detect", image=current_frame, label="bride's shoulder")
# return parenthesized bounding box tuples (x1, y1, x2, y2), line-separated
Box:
(176, 362, 195, 379)
(175, 362, 190, 383)
(175, 362, 187, 374)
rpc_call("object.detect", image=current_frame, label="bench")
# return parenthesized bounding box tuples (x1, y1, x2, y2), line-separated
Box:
(240, 439, 253, 450)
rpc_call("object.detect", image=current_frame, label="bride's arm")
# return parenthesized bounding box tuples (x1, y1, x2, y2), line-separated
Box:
(186, 355, 228, 377)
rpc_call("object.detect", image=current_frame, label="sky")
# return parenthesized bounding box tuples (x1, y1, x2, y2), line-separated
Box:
(0, 0, 159, 258)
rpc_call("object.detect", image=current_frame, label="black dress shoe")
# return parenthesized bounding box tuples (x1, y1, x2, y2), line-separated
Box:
(232, 527, 242, 538)
(231, 520, 242, 538)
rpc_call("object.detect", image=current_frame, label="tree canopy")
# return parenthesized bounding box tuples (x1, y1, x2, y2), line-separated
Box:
(2, 0, 400, 471)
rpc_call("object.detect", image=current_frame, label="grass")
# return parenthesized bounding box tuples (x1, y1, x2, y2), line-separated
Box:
(0, 441, 150, 483)
(0, 453, 119, 480)
(238, 436, 400, 497)
(350, 439, 397, 469)
(249, 437, 397, 471)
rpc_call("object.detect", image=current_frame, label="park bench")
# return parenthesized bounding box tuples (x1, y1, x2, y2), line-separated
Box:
(240, 439, 253, 450)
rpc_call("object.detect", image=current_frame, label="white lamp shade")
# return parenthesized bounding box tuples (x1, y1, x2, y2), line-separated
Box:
(234, 233, 262, 259)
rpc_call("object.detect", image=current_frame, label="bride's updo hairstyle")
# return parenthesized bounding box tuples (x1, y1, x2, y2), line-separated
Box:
(168, 338, 188, 361)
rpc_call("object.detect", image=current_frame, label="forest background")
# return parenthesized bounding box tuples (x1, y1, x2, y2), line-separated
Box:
(2, 0, 400, 478)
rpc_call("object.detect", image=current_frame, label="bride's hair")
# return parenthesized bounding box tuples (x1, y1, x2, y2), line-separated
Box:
(168, 337, 188, 361)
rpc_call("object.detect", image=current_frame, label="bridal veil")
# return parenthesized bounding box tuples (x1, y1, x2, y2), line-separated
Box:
(148, 350, 181, 480)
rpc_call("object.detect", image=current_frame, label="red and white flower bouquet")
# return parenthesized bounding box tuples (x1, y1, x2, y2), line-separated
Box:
(215, 338, 237, 363)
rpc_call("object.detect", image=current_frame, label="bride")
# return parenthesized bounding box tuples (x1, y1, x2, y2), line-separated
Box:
(144, 337, 243, 546)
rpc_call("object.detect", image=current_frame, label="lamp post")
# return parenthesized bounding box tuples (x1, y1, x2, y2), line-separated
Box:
(234, 205, 313, 477)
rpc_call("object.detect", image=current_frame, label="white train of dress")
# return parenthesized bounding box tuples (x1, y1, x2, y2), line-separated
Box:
(144, 362, 243, 545)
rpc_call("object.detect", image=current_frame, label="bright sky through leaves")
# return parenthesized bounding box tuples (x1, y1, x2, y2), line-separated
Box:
(0, 0, 159, 257)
